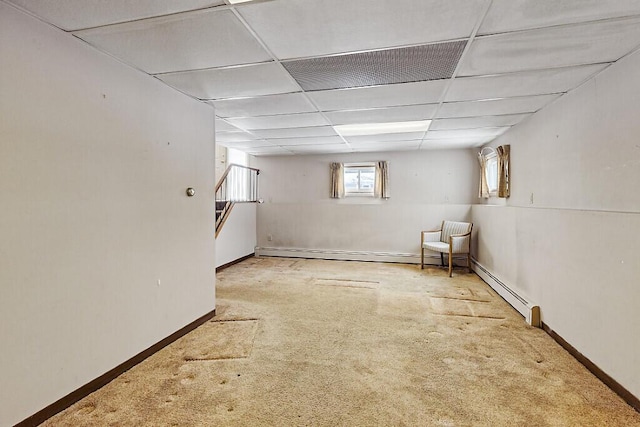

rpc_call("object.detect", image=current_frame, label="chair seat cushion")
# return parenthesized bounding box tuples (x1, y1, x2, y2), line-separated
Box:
(422, 241, 449, 253)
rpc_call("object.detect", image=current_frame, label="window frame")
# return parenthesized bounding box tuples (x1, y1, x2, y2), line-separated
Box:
(484, 151, 498, 196)
(343, 162, 376, 197)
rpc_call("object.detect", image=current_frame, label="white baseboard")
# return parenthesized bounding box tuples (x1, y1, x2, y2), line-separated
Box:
(255, 246, 469, 266)
(471, 259, 540, 327)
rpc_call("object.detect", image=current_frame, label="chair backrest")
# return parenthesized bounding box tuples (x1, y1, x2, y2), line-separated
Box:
(441, 221, 472, 243)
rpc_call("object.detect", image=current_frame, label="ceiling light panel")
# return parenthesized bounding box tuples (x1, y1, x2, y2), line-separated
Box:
(324, 104, 437, 125)
(237, 0, 486, 59)
(335, 120, 431, 137)
(479, 0, 640, 35)
(6, 0, 225, 31)
(226, 113, 329, 130)
(459, 16, 640, 76)
(282, 41, 466, 91)
(266, 136, 344, 146)
(73, 9, 271, 74)
(351, 141, 421, 152)
(308, 80, 448, 111)
(446, 64, 607, 102)
(213, 93, 317, 118)
(430, 114, 530, 130)
(343, 132, 426, 144)
(250, 126, 338, 139)
(436, 94, 560, 118)
(158, 63, 299, 99)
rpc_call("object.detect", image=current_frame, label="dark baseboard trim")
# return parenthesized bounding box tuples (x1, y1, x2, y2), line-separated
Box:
(216, 253, 254, 272)
(15, 309, 216, 427)
(542, 322, 639, 413)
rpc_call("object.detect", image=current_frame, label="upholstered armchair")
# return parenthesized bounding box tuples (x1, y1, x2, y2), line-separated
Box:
(421, 221, 473, 277)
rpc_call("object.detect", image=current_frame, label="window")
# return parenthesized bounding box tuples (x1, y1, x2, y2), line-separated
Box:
(485, 154, 498, 195)
(479, 147, 498, 198)
(344, 163, 375, 196)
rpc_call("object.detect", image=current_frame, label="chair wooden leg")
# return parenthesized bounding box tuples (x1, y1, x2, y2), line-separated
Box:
(448, 251, 453, 277)
(468, 253, 472, 273)
(440, 253, 444, 267)
(421, 247, 424, 269)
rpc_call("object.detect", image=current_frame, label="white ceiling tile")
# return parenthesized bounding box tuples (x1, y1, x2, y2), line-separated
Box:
(344, 132, 425, 144)
(215, 119, 242, 132)
(213, 93, 316, 118)
(436, 94, 560, 118)
(73, 9, 271, 73)
(324, 104, 437, 125)
(430, 114, 530, 130)
(308, 80, 448, 111)
(460, 17, 640, 76)
(244, 146, 294, 156)
(266, 136, 344, 146)
(425, 127, 510, 140)
(159, 63, 299, 99)
(218, 140, 274, 149)
(6, 0, 225, 31)
(216, 131, 260, 143)
(421, 139, 488, 150)
(238, 0, 485, 59)
(446, 64, 608, 102)
(480, 0, 640, 35)
(226, 113, 329, 130)
(287, 144, 352, 154)
(251, 126, 337, 139)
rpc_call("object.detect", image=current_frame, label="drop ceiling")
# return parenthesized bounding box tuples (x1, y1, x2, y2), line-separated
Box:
(7, 0, 640, 156)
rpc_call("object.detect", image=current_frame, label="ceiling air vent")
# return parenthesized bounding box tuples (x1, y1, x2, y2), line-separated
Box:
(282, 40, 466, 91)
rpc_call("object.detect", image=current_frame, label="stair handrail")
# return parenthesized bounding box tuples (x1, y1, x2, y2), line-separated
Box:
(215, 163, 260, 196)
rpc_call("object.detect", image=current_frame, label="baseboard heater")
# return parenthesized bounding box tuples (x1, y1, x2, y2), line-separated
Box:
(472, 258, 540, 327)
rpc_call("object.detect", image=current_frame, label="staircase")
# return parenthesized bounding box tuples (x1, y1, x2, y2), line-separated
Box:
(215, 164, 260, 237)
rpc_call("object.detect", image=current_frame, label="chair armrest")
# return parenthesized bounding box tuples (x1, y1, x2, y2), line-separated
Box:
(421, 230, 442, 244)
(449, 232, 471, 254)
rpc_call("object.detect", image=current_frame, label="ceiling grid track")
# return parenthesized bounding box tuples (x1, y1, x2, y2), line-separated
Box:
(419, 0, 494, 150)
(229, 6, 354, 153)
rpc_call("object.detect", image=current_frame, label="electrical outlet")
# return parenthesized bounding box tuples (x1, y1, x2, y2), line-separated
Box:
(530, 193, 534, 204)
(267, 234, 273, 242)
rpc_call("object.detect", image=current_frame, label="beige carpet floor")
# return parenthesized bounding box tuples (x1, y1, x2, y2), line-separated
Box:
(42, 257, 640, 426)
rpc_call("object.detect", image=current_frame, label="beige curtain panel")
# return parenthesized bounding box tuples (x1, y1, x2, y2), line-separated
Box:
(329, 162, 344, 199)
(497, 144, 510, 198)
(374, 161, 389, 199)
(477, 153, 489, 199)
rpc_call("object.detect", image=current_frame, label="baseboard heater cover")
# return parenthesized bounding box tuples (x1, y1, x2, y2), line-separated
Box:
(472, 258, 540, 327)
(255, 246, 469, 266)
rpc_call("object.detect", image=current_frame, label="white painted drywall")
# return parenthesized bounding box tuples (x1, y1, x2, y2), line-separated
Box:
(254, 150, 476, 258)
(0, 4, 216, 425)
(215, 203, 257, 268)
(472, 48, 640, 398)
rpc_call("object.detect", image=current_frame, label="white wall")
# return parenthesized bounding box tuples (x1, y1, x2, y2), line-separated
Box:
(472, 48, 640, 398)
(215, 203, 257, 268)
(0, 4, 216, 425)
(254, 150, 476, 262)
